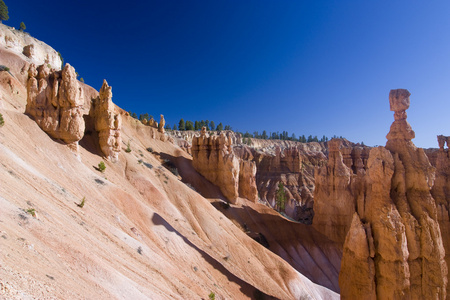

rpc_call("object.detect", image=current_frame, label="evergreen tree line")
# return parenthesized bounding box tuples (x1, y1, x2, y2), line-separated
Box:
(127, 112, 232, 132)
(239, 130, 344, 143)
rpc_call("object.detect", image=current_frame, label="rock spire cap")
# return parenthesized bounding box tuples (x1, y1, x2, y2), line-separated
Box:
(389, 89, 410, 112)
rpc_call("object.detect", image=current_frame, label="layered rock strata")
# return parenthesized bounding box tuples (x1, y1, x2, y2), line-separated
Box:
(192, 128, 257, 203)
(25, 63, 85, 147)
(339, 89, 447, 299)
(91, 80, 122, 161)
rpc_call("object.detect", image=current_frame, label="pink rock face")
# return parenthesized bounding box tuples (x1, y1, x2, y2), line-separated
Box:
(25, 63, 85, 145)
(92, 80, 122, 161)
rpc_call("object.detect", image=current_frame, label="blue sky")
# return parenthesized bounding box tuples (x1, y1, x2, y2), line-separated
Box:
(6, 1, 450, 147)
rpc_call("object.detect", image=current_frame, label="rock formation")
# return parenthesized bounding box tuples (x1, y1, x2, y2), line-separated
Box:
(192, 127, 257, 203)
(432, 135, 450, 297)
(25, 63, 85, 148)
(313, 138, 357, 244)
(91, 80, 122, 161)
(158, 114, 165, 133)
(249, 145, 327, 222)
(339, 89, 447, 299)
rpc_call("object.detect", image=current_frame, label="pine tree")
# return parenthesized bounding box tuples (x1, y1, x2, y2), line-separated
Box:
(0, 0, 9, 23)
(186, 121, 194, 130)
(178, 119, 185, 131)
(20, 22, 26, 32)
(194, 120, 200, 130)
(210, 121, 215, 131)
(262, 130, 268, 139)
(276, 182, 286, 212)
(0, 113, 4, 127)
(172, 124, 177, 130)
(216, 123, 223, 131)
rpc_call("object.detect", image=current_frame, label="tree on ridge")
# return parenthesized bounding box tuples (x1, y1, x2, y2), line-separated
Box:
(0, 0, 9, 23)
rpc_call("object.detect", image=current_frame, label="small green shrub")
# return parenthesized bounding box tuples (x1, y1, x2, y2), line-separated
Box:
(146, 147, 153, 153)
(208, 292, 215, 300)
(77, 197, 86, 208)
(26, 208, 36, 217)
(98, 161, 106, 173)
(0, 113, 4, 127)
(0, 65, 10, 72)
(125, 140, 132, 153)
(80, 77, 84, 83)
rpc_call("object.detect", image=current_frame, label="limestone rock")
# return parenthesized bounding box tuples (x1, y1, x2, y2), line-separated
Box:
(92, 80, 122, 161)
(25, 63, 85, 145)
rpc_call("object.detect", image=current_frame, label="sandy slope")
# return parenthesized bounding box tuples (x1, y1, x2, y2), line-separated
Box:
(0, 46, 339, 299)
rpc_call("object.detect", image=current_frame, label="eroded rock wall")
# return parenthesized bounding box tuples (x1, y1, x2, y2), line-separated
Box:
(192, 129, 257, 203)
(312, 139, 359, 244)
(339, 89, 447, 299)
(250, 144, 327, 222)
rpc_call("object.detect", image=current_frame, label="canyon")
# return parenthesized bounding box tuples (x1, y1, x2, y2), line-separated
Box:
(0, 23, 449, 299)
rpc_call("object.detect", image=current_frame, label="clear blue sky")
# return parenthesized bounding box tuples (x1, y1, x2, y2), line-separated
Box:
(6, 1, 450, 147)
